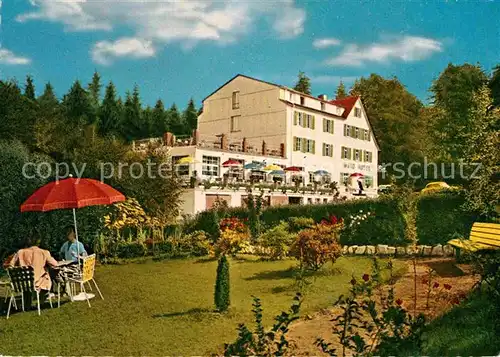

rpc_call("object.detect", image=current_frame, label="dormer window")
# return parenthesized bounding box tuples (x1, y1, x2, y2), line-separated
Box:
(289, 92, 293, 101)
(354, 107, 361, 117)
(300, 96, 305, 106)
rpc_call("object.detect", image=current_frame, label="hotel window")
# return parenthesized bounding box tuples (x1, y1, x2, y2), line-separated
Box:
(323, 143, 333, 157)
(323, 118, 334, 134)
(230, 115, 240, 132)
(176, 164, 189, 176)
(364, 151, 371, 162)
(341, 146, 351, 159)
(364, 129, 369, 141)
(305, 139, 315, 153)
(340, 172, 350, 185)
(293, 136, 301, 151)
(354, 149, 361, 161)
(321, 102, 325, 111)
(355, 127, 360, 139)
(202, 155, 220, 176)
(232, 91, 240, 109)
(344, 124, 351, 137)
(289, 92, 293, 101)
(354, 107, 361, 117)
(300, 96, 305, 106)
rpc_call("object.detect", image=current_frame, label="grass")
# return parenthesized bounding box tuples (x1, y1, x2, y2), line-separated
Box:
(415, 291, 500, 356)
(0, 256, 401, 355)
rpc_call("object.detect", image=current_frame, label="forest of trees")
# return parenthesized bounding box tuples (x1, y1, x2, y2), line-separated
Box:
(1, 72, 198, 146)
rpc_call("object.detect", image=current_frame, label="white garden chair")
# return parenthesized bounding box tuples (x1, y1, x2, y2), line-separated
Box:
(67, 254, 103, 307)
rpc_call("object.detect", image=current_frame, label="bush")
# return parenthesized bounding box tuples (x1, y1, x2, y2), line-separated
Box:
(290, 223, 342, 271)
(211, 228, 250, 258)
(288, 216, 315, 233)
(116, 241, 147, 258)
(416, 191, 476, 245)
(257, 221, 296, 259)
(187, 197, 407, 247)
(214, 255, 230, 312)
(181, 230, 211, 256)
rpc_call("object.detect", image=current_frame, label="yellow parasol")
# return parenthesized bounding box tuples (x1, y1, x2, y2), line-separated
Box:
(177, 157, 198, 164)
(263, 164, 282, 171)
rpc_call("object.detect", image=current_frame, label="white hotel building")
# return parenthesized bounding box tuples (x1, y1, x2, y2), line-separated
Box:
(134, 74, 380, 216)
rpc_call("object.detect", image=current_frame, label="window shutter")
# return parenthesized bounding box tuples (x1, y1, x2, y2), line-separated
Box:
(301, 138, 306, 152)
(294, 112, 298, 125)
(312, 140, 316, 154)
(330, 122, 334, 134)
(322, 143, 326, 156)
(348, 148, 352, 160)
(369, 152, 373, 162)
(367, 130, 371, 141)
(293, 136, 297, 151)
(343, 124, 347, 136)
(312, 115, 315, 129)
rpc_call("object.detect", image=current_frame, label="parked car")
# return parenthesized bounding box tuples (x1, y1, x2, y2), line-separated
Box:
(420, 181, 459, 194)
(377, 184, 393, 194)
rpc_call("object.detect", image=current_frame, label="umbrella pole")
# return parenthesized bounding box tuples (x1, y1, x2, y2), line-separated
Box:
(72, 208, 82, 277)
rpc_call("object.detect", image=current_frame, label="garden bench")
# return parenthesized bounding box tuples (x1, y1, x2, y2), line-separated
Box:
(447, 222, 500, 253)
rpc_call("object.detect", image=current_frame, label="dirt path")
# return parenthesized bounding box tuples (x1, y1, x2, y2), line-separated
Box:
(288, 258, 479, 356)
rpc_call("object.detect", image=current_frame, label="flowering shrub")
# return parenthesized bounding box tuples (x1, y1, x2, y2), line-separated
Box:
(211, 217, 250, 257)
(290, 220, 343, 271)
(346, 210, 374, 228)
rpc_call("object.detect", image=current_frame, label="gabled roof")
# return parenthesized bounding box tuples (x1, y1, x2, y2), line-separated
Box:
(329, 96, 360, 118)
(202, 74, 280, 103)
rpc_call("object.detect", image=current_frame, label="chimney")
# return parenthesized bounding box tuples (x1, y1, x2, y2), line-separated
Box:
(318, 94, 328, 101)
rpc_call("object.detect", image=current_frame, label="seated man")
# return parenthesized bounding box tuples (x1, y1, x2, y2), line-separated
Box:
(59, 226, 87, 262)
(8, 235, 58, 306)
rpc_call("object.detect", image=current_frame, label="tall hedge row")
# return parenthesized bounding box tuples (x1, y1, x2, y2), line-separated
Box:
(190, 197, 409, 246)
(416, 192, 476, 245)
(189, 191, 479, 247)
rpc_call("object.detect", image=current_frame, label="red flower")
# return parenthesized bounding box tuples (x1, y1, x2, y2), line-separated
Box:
(422, 278, 429, 285)
(443, 283, 452, 290)
(451, 297, 460, 305)
(350, 278, 357, 285)
(362, 274, 370, 282)
(433, 282, 440, 289)
(395, 298, 403, 306)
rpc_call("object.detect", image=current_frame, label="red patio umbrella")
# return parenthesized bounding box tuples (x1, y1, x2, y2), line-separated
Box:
(350, 173, 364, 177)
(222, 159, 242, 168)
(21, 176, 125, 259)
(284, 166, 302, 172)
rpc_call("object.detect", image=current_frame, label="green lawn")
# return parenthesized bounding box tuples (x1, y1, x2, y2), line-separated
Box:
(0, 256, 398, 355)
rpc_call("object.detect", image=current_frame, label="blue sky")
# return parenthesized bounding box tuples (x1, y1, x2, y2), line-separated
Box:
(1, 0, 499, 108)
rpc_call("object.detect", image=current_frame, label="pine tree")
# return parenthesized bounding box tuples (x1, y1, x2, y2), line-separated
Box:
(489, 64, 500, 108)
(142, 106, 153, 138)
(335, 81, 347, 99)
(99, 81, 121, 136)
(183, 98, 198, 134)
(24, 75, 36, 101)
(120, 86, 144, 141)
(214, 255, 230, 312)
(293, 71, 311, 95)
(62, 80, 93, 124)
(151, 99, 168, 137)
(38, 83, 58, 108)
(168, 103, 185, 136)
(88, 71, 102, 108)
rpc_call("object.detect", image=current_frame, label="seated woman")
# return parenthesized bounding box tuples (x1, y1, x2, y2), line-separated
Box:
(59, 226, 87, 262)
(8, 234, 58, 306)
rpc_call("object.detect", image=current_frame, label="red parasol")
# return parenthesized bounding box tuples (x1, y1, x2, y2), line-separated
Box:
(21, 177, 125, 212)
(222, 159, 243, 168)
(21, 176, 125, 269)
(284, 166, 302, 172)
(350, 173, 364, 177)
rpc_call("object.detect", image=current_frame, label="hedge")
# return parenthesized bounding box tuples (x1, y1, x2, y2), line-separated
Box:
(416, 191, 477, 245)
(189, 196, 409, 247)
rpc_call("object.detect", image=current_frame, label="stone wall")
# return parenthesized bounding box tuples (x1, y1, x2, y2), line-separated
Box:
(342, 244, 456, 257)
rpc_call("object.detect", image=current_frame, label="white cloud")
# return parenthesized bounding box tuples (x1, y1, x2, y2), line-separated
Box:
(17, 0, 306, 64)
(0, 49, 31, 65)
(325, 36, 443, 67)
(310, 75, 358, 84)
(313, 38, 341, 49)
(91, 38, 156, 65)
(273, 6, 306, 39)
